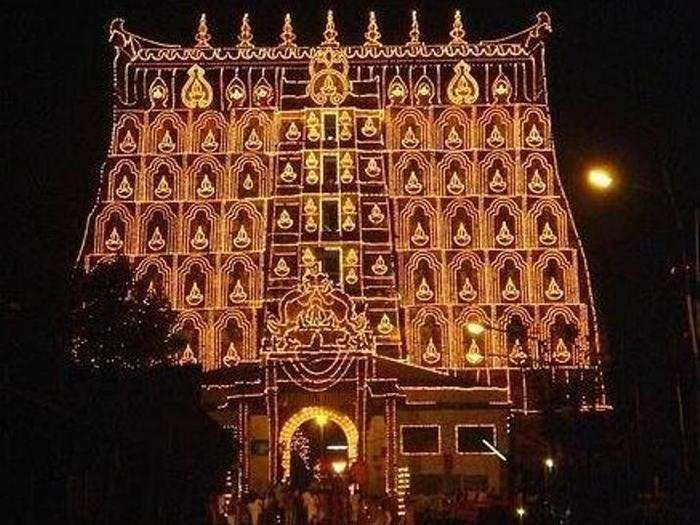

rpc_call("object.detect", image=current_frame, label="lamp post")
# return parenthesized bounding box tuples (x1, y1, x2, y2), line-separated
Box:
(586, 166, 697, 359)
(544, 457, 554, 471)
(465, 321, 555, 377)
(466, 320, 563, 415)
(467, 321, 568, 522)
(543, 457, 555, 521)
(586, 166, 698, 474)
(316, 413, 328, 470)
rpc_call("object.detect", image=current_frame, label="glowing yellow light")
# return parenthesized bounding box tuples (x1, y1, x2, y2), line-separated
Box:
(331, 460, 347, 474)
(466, 322, 486, 336)
(315, 413, 329, 427)
(587, 168, 613, 190)
(544, 457, 554, 469)
(516, 506, 526, 518)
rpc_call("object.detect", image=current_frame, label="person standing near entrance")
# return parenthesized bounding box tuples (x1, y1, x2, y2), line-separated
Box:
(225, 497, 243, 525)
(247, 492, 263, 525)
(349, 460, 368, 495)
(349, 489, 361, 524)
(301, 488, 312, 521)
(280, 489, 295, 525)
(303, 489, 319, 524)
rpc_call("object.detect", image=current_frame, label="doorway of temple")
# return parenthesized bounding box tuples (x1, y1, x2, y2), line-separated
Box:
(289, 417, 349, 490)
(279, 406, 359, 489)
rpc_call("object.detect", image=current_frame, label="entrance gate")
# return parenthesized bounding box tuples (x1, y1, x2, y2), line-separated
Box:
(278, 406, 359, 481)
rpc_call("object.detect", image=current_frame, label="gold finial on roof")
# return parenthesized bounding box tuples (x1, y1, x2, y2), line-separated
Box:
(322, 10, 339, 46)
(407, 10, 422, 46)
(449, 9, 467, 45)
(536, 11, 553, 35)
(364, 11, 382, 47)
(238, 13, 253, 48)
(195, 13, 212, 48)
(279, 13, 297, 48)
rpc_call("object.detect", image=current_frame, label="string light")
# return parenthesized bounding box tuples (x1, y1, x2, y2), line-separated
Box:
(395, 466, 411, 516)
(79, 8, 610, 496)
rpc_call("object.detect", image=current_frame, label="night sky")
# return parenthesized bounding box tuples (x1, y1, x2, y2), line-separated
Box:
(3, 0, 696, 483)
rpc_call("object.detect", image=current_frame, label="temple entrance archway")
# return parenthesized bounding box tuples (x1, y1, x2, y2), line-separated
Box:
(279, 406, 359, 483)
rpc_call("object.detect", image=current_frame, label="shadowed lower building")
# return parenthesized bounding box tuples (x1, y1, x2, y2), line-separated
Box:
(79, 8, 610, 501)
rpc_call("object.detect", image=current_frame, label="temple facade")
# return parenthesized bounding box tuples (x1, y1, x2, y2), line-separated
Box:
(79, 9, 608, 499)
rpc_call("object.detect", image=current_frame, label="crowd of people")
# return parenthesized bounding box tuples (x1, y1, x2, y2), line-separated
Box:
(403, 490, 508, 524)
(212, 483, 393, 525)
(211, 484, 506, 525)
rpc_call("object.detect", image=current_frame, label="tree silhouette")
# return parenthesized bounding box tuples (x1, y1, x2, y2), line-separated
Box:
(68, 256, 183, 370)
(59, 257, 234, 524)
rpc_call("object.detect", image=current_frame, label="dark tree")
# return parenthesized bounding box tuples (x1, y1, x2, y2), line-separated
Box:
(54, 257, 235, 525)
(68, 256, 182, 370)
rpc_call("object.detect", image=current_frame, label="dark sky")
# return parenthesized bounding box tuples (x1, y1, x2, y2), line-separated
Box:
(3, 0, 696, 478)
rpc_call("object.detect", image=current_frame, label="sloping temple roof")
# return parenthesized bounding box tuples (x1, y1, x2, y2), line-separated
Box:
(107, 10, 552, 63)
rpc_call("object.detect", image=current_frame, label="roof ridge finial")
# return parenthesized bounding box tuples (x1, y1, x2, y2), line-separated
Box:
(279, 13, 297, 48)
(536, 11, 553, 35)
(322, 10, 339, 46)
(195, 13, 212, 48)
(407, 10, 422, 46)
(238, 13, 253, 48)
(449, 9, 467, 45)
(364, 11, 382, 47)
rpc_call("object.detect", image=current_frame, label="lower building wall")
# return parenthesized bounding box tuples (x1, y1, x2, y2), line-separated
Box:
(366, 415, 387, 496)
(396, 408, 508, 495)
(236, 405, 507, 497)
(248, 415, 270, 494)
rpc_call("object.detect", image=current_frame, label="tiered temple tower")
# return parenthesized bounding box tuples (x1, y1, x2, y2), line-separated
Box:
(79, 9, 608, 497)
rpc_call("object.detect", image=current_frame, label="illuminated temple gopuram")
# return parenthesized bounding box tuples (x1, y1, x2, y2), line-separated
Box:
(79, 9, 609, 498)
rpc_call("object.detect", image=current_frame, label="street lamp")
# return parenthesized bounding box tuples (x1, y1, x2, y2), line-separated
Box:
(465, 321, 552, 370)
(586, 167, 614, 190)
(316, 413, 328, 469)
(331, 460, 347, 475)
(468, 321, 566, 518)
(543, 456, 555, 523)
(585, 165, 698, 474)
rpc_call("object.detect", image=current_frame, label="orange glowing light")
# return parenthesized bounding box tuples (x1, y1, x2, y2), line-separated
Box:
(587, 167, 614, 190)
(331, 460, 348, 474)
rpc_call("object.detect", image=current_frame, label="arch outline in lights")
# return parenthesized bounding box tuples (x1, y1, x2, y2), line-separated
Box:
(279, 406, 359, 481)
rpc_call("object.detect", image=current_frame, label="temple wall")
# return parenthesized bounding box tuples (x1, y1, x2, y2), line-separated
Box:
(81, 10, 608, 413)
(366, 415, 387, 495)
(248, 415, 270, 494)
(396, 407, 508, 494)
